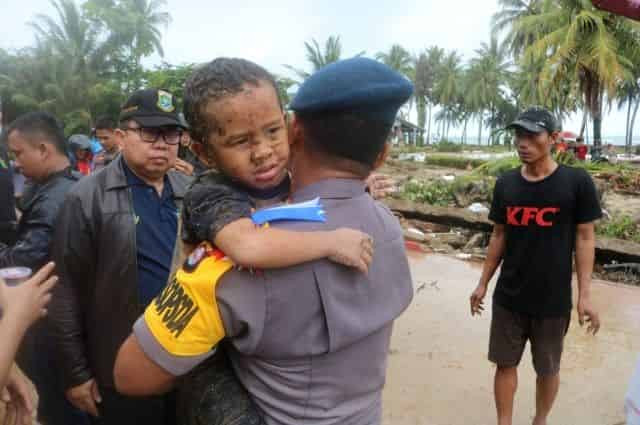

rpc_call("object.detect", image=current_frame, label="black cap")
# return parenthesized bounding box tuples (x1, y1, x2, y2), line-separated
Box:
(507, 107, 560, 134)
(119, 89, 186, 128)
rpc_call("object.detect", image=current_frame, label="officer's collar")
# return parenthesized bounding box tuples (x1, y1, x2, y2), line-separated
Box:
(290, 178, 366, 203)
(241, 174, 290, 201)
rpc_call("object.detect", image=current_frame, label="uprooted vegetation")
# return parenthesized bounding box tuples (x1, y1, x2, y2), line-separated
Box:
(396, 154, 640, 248)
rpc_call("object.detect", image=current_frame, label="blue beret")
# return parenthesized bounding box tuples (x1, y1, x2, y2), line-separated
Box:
(290, 57, 414, 124)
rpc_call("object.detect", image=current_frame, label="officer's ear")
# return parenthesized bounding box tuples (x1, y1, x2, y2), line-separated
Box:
(287, 113, 303, 148)
(372, 142, 391, 171)
(549, 131, 560, 145)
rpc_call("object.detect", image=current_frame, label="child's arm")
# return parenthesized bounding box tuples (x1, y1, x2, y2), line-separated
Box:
(214, 218, 374, 273)
(182, 176, 374, 272)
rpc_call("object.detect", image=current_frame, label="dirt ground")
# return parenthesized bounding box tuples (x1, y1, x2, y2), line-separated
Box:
(382, 253, 640, 425)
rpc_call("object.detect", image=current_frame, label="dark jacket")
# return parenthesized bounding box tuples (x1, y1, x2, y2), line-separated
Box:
(0, 143, 17, 245)
(0, 167, 81, 269)
(49, 156, 191, 390)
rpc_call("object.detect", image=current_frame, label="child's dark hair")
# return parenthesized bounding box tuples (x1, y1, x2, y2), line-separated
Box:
(183, 58, 281, 144)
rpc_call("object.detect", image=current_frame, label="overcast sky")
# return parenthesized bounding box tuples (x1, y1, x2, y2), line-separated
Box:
(1, 0, 632, 140)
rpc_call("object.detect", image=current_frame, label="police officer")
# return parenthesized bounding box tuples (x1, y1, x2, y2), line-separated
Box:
(115, 58, 415, 425)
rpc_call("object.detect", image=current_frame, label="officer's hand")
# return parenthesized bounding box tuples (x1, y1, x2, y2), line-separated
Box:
(470, 283, 488, 316)
(329, 229, 374, 274)
(66, 379, 101, 417)
(578, 297, 600, 335)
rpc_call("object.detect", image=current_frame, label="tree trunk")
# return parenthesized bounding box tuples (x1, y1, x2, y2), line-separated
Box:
(625, 99, 632, 148)
(416, 97, 426, 146)
(426, 103, 432, 145)
(629, 97, 640, 154)
(592, 88, 604, 147)
(477, 114, 483, 147)
(579, 109, 588, 139)
(463, 118, 469, 145)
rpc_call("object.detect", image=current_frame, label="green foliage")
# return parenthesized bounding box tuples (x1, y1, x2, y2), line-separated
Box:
(434, 140, 463, 152)
(473, 156, 521, 176)
(597, 216, 640, 243)
(425, 154, 486, 169)
(0, 0, 170, 131)
(403, 180, 456, 206)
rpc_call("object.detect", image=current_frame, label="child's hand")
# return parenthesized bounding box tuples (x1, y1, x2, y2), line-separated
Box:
(0, 262, 57, 328)
(328, 229, 374, 274)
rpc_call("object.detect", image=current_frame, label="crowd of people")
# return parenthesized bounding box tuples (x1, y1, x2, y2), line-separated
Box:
(0, 55, 604, 425)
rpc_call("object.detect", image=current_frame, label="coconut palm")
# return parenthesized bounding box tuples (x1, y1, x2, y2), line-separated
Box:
(284, 36, 364, 82)
(492, 0, 542, 57)
(376, 44, 414, 78)
(507, 0, 637, 146)
(419, 46, 445, 144)
(85, 0, 170, 91)
(433, 51, 463, 141)
(466, 37, 510, 144)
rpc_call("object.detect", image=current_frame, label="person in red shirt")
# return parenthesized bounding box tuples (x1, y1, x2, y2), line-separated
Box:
(575, 137, 588, 161)
(555, 138, 568, 153)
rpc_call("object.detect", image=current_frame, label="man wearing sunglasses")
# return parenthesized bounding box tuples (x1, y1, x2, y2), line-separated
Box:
(49, 89, 192, 425)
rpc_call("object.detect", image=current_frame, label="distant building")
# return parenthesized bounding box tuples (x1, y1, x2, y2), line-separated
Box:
(391, 117, 424, 146)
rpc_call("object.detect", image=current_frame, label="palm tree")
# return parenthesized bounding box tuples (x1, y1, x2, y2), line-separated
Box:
(433, 51, 463, 141)
(86, 0, 170, 91)
(413, 52, 430, 145)
(376, 44, 414, 78)
(419, 46, 445, 144)
(376, 44, 415, 120)
(507, 0, 637, 146)
(284, 36, 364, 82)
(492, 0, 542, 57)
(466, 37, 510, 144)
(30, 0, 103, 77)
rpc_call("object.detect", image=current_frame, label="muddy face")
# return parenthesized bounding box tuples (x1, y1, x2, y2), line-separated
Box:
(202, 81, 289, 190)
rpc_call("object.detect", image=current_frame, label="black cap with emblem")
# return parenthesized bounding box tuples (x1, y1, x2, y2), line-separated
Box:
(119, 89, 186, 128)
(507, 107, 560, 134)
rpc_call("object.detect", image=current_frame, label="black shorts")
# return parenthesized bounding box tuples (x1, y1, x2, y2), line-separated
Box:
(489, 302, 570, 376)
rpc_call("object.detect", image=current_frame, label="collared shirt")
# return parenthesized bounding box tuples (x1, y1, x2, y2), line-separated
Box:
(123, 162, 178, 306)
(135, 178, 414, 425)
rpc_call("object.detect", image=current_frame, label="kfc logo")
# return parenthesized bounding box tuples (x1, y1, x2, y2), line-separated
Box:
(507, 207, 560, 227)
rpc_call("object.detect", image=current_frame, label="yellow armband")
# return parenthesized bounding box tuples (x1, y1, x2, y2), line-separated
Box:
(144, 242, 234, 356)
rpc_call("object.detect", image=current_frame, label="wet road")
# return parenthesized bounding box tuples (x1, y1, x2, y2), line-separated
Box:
(383, 254, 640, 425)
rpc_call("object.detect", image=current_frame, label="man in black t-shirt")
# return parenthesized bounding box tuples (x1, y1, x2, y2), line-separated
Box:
(469, 107, 602, 425)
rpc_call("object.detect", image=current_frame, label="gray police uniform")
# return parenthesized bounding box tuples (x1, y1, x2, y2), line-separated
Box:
(135, 56, 415, 424)
(134, 178, 413, 424)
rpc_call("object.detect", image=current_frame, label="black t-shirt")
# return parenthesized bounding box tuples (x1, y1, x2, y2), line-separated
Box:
(489, 165, 602, 317)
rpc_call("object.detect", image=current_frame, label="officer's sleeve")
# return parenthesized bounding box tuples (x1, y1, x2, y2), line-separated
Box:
(133, 252, 235, 376)
(216, 270, 267, 354)
(181, 177, 252, 245)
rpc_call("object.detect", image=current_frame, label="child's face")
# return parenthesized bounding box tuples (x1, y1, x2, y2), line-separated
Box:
(203, 81, 289, 190)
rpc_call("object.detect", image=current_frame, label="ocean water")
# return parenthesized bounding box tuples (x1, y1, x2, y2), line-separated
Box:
(440, 135, 640, 146)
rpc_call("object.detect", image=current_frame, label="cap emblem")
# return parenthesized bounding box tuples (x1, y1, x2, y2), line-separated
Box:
(157, 90, 175, 112)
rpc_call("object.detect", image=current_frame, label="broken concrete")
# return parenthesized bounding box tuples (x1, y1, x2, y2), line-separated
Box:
(386, 198, 640, 263)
